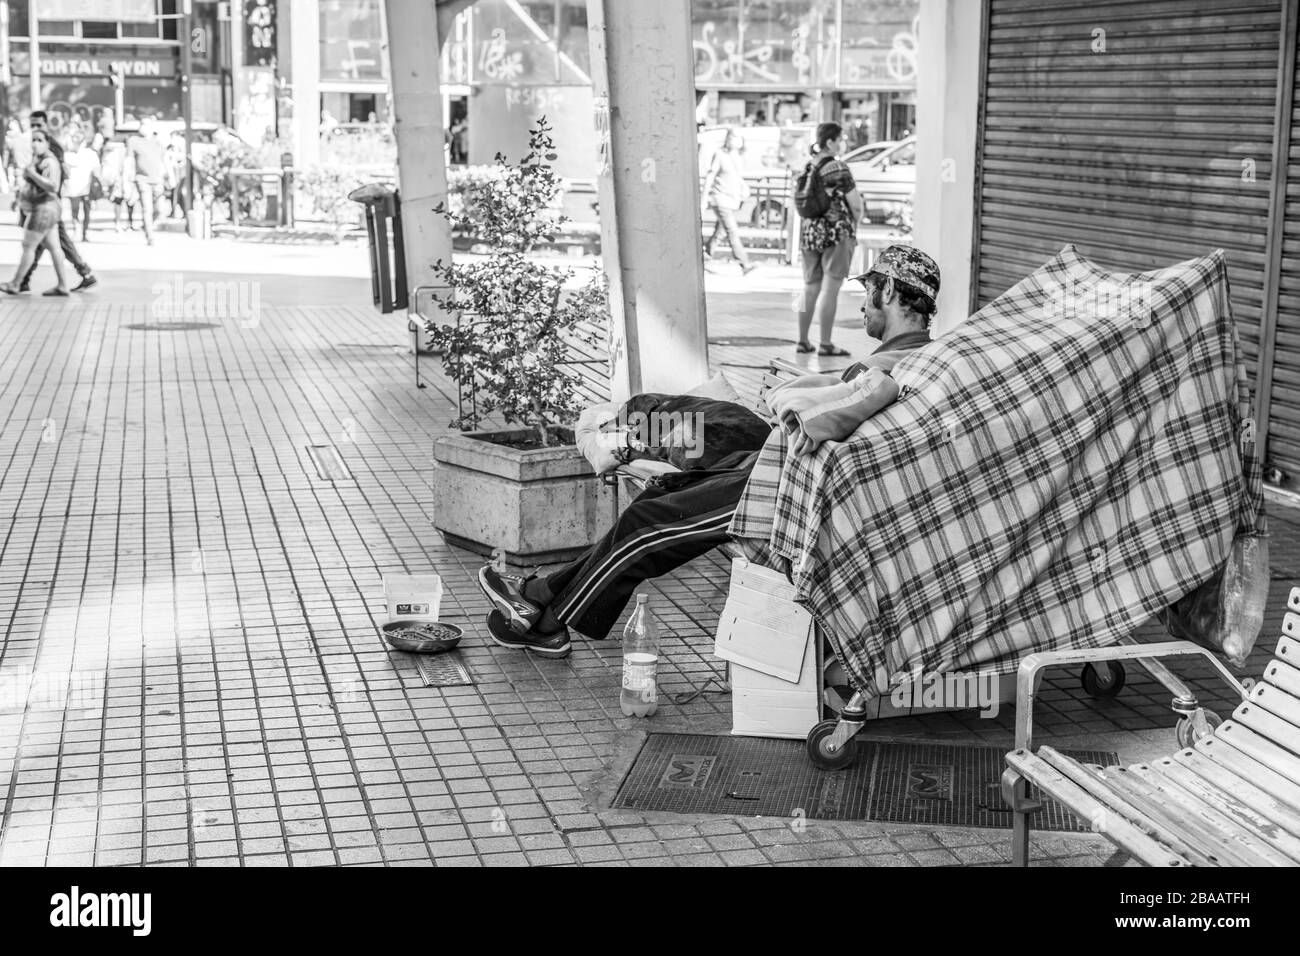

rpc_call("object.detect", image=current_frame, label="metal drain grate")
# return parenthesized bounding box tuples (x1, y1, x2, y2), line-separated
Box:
(612, 733, 874, 820)
(867, 741, 1117, 831)
(306, 444, 352, 481)
(612, 733, 1117, 832)
(413, 653, 474, 687)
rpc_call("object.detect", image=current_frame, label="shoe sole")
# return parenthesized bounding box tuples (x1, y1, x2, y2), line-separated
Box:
(477, 566, 535, 635)
(486, 629, 572, 659)
(485, 612, 572, 659)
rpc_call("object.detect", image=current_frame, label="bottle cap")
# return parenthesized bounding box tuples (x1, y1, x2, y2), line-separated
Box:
(636, 593, 648, 605)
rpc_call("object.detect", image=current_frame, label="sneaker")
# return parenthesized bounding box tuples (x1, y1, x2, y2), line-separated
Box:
(486, 609, 571, 659)
(72, 274, 98, 292)
(477, 565, 542, 634)
(741, 263, 758, 276)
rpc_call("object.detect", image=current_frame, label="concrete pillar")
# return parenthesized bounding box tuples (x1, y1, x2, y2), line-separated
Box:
(288, 0, 320, 166)
(384, 0, 452, 306)
(587, 0, 709, 399)
(915, 0, 983, 334)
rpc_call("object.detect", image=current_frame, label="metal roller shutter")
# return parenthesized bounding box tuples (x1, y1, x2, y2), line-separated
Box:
(1265, 4, 1300, 478)
(973, 0, 1285, 385)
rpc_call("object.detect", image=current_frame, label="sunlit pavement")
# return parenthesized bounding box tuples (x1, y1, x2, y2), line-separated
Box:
(0, 231, 1291, 866)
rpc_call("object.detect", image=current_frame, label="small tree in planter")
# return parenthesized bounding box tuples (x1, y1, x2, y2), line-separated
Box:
(424, 119, 608, 448)
(425, 119, 615, 565)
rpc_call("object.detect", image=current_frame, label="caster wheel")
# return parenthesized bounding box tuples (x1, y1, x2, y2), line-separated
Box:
(806, 718, 857, 771)
(1176, 710, 1222, 749)
(1081, 661, 1126, 699)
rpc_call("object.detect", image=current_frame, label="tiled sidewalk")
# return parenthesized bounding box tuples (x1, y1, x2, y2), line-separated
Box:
(0, 291, 1291, 867)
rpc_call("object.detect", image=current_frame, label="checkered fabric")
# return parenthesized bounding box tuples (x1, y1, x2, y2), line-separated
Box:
(729, 246, 1264, 698)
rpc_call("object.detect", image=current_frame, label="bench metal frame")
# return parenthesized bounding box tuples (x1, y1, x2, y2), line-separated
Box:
(1000, 639, 1250, 866)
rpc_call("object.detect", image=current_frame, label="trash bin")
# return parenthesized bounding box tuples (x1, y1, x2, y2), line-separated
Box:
(349, 182, 408, 315)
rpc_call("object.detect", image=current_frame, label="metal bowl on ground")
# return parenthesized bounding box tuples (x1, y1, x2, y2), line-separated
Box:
(382, 620, 463, 654)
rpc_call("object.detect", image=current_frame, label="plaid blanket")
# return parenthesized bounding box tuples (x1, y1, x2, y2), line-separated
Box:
(729, 246, 1264, 697)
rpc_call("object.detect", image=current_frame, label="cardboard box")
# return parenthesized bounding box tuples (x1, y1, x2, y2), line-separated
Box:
(714, 559, 823, 740)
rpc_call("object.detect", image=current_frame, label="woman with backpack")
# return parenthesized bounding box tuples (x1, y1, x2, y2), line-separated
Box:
(794, 122, 863, 357)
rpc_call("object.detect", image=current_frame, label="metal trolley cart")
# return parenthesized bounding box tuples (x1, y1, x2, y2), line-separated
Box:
(805, 632, 1250, 771)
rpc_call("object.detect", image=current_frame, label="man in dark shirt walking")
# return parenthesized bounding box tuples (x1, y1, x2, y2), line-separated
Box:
(24, 111, 97, 292)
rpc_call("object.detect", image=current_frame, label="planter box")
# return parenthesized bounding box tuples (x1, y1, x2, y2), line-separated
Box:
(432, 428, 616, 566)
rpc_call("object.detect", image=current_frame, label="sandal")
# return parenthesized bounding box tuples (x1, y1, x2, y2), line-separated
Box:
(42, 288, 70, 297)
(818, 343, 851, 357)
(0, 282, 18, 295)
(795, 340, 816, 354)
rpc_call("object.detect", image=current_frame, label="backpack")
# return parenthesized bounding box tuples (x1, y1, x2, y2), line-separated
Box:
(794, 155, 834, 219)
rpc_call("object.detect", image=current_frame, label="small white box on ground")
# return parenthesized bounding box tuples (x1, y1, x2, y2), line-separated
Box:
(383, 574, 443, 623)
(714, 559, 822, 740)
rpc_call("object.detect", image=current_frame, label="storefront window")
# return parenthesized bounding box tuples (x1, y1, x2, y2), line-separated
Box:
(839, 0, 919, 90)
(4, 0, 164, 38)
(557, 0, 589, 83)
(319, 0, 387, 83)
(443, 9, 472, 86)
(693, 0, 742, 87)
(739, 0, 838, 89)
(471, 0, 558, 85)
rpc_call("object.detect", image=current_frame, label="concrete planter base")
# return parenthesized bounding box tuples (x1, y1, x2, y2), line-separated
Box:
(432, 428, 616, 566)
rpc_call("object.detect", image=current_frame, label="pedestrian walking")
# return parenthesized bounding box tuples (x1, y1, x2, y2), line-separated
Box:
(23, 110, 97, 292)
(4, 117, 31, 213)
(63, 125, 101, 243)
(1, 128, 71, 296)
(99, 138, 135, 232)
(794, 122, 863, 357)
(701, 128, 756, 275)
(127, 116, 166, 245)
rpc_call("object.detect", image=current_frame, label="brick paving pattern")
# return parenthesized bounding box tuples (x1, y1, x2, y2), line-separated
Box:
(0, 292, 1292, 867)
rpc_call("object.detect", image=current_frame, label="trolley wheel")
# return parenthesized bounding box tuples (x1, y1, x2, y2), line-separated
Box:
(1080, 661, 1126, 699)
(807, 719, 857, 771)
(1175, 709, 1223, 749)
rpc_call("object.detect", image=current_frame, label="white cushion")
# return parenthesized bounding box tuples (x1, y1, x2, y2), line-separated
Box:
(574, 400, 624, 474)
(684, 371, 741, 403)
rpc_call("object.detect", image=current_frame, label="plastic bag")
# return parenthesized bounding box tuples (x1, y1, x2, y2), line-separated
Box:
(1161, 532, 1269, 667)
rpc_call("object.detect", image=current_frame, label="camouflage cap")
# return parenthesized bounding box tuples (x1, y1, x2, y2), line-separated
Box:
(853, 244, 941, 303)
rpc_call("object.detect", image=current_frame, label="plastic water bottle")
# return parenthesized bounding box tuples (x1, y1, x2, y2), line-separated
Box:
(621, 594, 659, 717)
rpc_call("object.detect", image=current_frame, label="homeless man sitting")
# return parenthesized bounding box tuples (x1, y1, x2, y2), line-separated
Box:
(477, 244, 941, 659)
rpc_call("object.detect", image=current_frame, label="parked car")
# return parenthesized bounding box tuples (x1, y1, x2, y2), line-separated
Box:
(845, 136, 916, 223)
(697, 123, 814, 228)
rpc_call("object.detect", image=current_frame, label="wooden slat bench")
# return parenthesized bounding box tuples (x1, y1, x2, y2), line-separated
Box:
(1001, 589, 1300, 867)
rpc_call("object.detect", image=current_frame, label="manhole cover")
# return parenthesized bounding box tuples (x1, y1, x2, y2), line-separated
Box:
(124, 322, 219, 331)
(612, 733, 1116, 831)
(869, 741, 1117, 830)
(707, 336, 793, 347)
